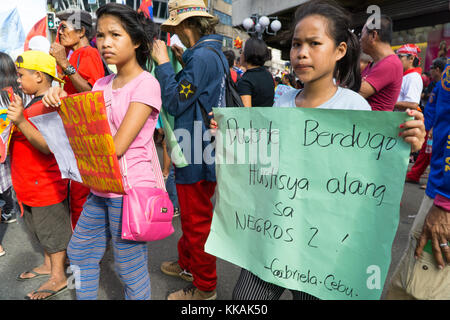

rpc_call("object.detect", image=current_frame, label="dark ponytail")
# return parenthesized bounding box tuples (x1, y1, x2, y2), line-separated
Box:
(96, 3, 157, 71)
(294, 0, 361, 92)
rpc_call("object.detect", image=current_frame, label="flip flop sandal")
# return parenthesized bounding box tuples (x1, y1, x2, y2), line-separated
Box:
(24, 286, 68, 300)
(16, 270, 50, 281)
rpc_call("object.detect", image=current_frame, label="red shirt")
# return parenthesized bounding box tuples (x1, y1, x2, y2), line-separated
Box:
(10, 97, 68, 207)
(64, 46, 105, 95)
(361, 54, 403, 111)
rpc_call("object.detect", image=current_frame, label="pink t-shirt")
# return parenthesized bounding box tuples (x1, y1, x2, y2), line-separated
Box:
(92, 71, 162, 198)
(361, 54, 403, 111)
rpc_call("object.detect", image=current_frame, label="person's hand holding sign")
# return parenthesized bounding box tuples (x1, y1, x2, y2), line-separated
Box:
(171, 44, 185, 67)
(42, 87, 68, 108)
(398, 109, 426, 153)
(415, 205, 450, 270)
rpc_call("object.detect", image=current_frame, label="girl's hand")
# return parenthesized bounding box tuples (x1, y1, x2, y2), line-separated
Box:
(151, 40, 170, 66)
(42, 86, 68, 108)
(7, 94, 25, 126)
(209, 111, 218, 136)
(399, 109, 426, 153)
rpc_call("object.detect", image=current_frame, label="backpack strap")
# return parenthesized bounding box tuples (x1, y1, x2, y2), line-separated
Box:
(204, 47, 230, 77)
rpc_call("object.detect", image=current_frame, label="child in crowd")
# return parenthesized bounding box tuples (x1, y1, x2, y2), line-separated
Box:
(8, 50, 71, 300)
(43, 3, 161, 300)
(0, 52, 25, 257)
(210, 0, 425, 300)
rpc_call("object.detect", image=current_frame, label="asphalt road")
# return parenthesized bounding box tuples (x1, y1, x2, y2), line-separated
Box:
(0, 163, 427, 300)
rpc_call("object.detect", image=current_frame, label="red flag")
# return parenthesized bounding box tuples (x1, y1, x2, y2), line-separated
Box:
(138, 0, 153, 19)
(24, 16, 47, 51)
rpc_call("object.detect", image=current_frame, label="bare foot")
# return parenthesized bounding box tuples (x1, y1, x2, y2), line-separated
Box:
(27, 276, 67, 300)
(18, 264, 51, 280)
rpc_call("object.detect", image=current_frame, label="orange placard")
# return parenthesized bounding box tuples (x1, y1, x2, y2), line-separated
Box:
(59, 91, 125, 194)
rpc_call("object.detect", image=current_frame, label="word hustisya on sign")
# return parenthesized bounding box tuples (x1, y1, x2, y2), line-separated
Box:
(58, 91, 124, 194)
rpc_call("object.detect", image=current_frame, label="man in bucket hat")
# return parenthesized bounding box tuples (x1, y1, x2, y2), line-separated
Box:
(152, 0, 228, 300)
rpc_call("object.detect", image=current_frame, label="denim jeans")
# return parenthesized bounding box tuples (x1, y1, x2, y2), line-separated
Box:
(166, 166, 179, 209)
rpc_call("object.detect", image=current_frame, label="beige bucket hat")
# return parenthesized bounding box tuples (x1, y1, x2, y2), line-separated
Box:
(161, 0, 215, 32)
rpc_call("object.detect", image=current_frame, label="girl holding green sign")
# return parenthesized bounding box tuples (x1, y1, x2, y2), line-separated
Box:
(225, 0, 426, 300)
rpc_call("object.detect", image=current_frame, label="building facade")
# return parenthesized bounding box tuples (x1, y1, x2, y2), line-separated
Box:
(48, 0, 243, 49)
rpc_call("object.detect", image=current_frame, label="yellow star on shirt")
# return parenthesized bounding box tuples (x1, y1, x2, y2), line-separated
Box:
(180, 83, 195, 99)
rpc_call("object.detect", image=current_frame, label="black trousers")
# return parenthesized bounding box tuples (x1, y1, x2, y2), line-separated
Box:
(232, 268, 319, 300)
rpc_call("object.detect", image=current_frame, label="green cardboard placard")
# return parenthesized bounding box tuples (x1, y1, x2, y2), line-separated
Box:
(205, 107, 410, 300)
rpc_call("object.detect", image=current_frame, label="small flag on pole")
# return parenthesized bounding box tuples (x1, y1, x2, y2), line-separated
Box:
(138, 0, 153, 19)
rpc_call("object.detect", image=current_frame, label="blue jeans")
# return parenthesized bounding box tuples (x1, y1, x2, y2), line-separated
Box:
(166, 166, 179, 209)
(67, 194, 151, 300)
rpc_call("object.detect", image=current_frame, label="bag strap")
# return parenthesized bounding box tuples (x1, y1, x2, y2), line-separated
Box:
(196, 47, 227, 126)
(104, 78, 166, 192)
(204, 47, 230, 77)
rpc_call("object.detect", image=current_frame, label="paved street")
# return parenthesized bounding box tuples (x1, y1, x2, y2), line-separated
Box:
(0, 163, 427, 300)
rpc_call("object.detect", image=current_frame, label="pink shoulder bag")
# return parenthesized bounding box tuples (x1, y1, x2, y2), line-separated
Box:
(104, 79, 174, 242)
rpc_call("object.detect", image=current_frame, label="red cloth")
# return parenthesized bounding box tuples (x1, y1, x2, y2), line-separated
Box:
(176, 180, 217, 291)
(403, 67, 422, 76)
(397, 44, 421, 58)
(69, 180, 90, 230)
(10, 100, 68, 207)
(138, 0, 153, 19)
(406, 131, 431, 182)
(230, 69, 238, 83)
(434, 194, 450, 212)
(361, 54, 403, 111)
(23, 17, 47, 51)
(63, 46, 104, 95)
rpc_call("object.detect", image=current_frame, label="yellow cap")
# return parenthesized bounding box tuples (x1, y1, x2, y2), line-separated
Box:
(15, 50, 64, 83)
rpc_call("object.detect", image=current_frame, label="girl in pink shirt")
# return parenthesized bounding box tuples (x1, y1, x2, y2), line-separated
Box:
(44, 3, 161, 300)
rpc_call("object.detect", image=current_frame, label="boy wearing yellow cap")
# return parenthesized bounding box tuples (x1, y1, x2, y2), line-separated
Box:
(7, 50, 70, 300)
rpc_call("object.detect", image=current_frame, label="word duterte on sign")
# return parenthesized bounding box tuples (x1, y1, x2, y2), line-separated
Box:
(59, 92, 124, 194)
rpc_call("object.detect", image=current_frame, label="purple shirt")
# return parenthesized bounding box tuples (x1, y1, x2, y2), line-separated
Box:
(361, 54, 403, 111)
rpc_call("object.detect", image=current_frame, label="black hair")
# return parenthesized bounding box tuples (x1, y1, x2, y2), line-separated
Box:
(223, 50, 236, 69)
(0, 52, 24, 106)
(243, 37, 271, 67)
(274, 76, 281, 84)
(432, 57, 447, 72)
(412, 56, 420, 68)
(80, 22, 93, 41)
(293, 0, 361, 92)
(96, 3, 157, 71)
(369, 15, 393, 45)
(283, 73, 296, 87)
